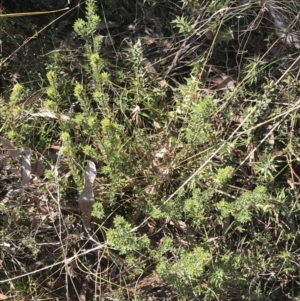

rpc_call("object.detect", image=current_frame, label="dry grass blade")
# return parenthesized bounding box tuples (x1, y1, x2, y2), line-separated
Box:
(0, 7, 69, 18)
(78, 160, 97, 228)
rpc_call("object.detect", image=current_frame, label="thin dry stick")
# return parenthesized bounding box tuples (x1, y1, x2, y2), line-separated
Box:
(0, 4, 80, 68)
(0, 244, 106, 284)
(237, 98, 300, 169)
(274, 54, 300, 86)
(239, 101, 300, 136)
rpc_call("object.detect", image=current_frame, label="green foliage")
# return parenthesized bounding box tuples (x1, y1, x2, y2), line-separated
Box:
(185, 94, 216, 147)
(217, 186, 270, 226)
(107, 215, 150, 255)
(254, 152, 281, 184)
(156, 247, 211, 296)
(215, 166, 234, 187)
(2, 0, 300, 300)
(73, 0, 100, 39)
(92, 202, 105, 219)
(171, 16, 195, 35)
(184, 188, 206, 221)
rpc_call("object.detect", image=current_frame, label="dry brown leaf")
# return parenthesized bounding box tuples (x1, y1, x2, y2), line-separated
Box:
(205, 30, 214, 40)
(96, 21, 120, 30)
(10, 167, 19, 175)
(145, 184, 157, 195)
(30, 108, 70, 121)
(131, 105, 144, 127)
(141, 58, 158, 76)
(35, 198, 49, 215)
(79, 275, 90, 301)
(153, 121, 161, 130)
(155, 147, 168, 158)
(31, 161, 46, 177)
(0, 137, 21, 159)
(31, 108, 57, 118)
(207, 75, 224, 85)
(143, 36, 156, 45)
(207, 74, 235, 91)
(158, 79, 168, 87)
(78, 160, 97, 228)
(160, 168, 170, 181)
(59, 113, 71, 121)
(169, 220, 197, 246)
(21, 147, 31, 186)
(169, 220, 188, 232)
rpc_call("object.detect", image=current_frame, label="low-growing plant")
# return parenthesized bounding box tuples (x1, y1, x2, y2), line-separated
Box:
(2, 0, 300, 300)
